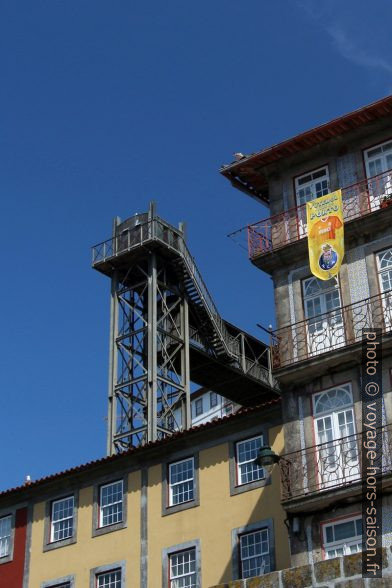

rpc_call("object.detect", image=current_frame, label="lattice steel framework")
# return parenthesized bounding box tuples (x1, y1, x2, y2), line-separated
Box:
(93, 204, 278, 455)
(106, 230, 191, 455)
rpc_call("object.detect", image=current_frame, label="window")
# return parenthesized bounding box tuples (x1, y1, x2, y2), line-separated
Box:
(364, 141, 392, 210)
(295, 166, 330, 206)
(209, 392, 218, 409)
(302, 276, 344, 356)
(231, 520, 275, 581)
(313, 385, 359, 489)
(163, 540, 201, 588)
(90, 562, 125, 588)
(295, 167, 330, 237)
(240, 528, 271, 578)
(365, 140, 392, 178)
(224, 403, 233, 415)
(376, 248, 392, 330)
(169, 548, 196, 588)
(169, 458, 194, 506)
(236, 435, 264, 486)
(41, 576, 75, 588)
(96, 569, 122, 588)
(0, 515, 11, 558)
(322, 516, 362, 559)
(50, 496, 74, 543)
(99, 480, 123, 528)
(194, 398, 203, 417)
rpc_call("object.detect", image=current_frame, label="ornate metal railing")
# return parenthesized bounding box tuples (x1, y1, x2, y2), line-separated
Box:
(272, 289, 392, 368)
(280, 424, 392, 501)
(248, 169, 392, 258)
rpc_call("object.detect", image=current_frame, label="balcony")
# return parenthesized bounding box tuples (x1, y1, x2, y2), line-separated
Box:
(248, 169, 392, 266)
(272, 289, 392, 371)
(280, 424, 392, 511)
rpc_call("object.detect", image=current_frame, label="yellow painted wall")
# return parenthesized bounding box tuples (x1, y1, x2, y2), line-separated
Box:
(147, 424, 290, 588)
(28, 471, 141, 587)
(27, 424, 289, 587)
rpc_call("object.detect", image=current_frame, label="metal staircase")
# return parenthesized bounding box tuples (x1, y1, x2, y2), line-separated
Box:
(93, 205, 279, 452)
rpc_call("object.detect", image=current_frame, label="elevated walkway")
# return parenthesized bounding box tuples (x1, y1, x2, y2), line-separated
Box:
(92, 210, 279, 408)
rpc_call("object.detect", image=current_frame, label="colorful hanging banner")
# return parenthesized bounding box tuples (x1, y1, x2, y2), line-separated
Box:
(306, 189, 344, 280)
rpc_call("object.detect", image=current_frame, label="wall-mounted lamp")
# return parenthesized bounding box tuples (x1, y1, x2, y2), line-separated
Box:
(253, 445, 281, 475)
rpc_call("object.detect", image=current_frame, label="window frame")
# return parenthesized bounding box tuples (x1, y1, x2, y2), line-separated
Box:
(162, 539, 201, 588)
(364, 139, 392, 178)
(236, 435, 265, 485)
(43, 491, 78, 552)
(229, 429, 271, 496)
(0, 509, 15, 565)
(92, 475, 127, 538)
(162, 453, 200, 516)
(99, 480, 124, 528)
(209, 392, 218, 409)
(294, 165, 330, 206)
(194, 398, 203, 417)
(89, 561, 126, 588)
(169, 547, 197, 587)
(168, 457, 195, 507)
(232, 519, 275, 581)
(50, 495, 75, 544)
(40, 575, 75, 588)
(321, 514, 363, 560)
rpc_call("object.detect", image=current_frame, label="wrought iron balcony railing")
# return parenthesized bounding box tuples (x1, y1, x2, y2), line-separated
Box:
(272, 289, 392, 369)
(280, 424, 392, 501)
(248, 169, 392, 258)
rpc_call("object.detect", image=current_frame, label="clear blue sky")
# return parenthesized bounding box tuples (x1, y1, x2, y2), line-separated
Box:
(1, 0, 391, 491)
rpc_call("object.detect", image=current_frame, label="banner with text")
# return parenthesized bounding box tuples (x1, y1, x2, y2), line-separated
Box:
(306, 189, 344, 280)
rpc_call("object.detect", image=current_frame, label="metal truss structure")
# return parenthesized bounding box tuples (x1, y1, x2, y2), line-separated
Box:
(92, 202, 279, 455)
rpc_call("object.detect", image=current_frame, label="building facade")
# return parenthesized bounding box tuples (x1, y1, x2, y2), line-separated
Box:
(220, 95, 392, 584)
(190, 388, 240, 427)
(0, 402, 290, 588)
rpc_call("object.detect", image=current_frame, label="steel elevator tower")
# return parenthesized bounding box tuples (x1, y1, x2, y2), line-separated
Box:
(92, 202, 279, 455)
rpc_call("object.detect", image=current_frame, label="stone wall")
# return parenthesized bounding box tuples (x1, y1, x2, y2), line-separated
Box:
(209, 548, 392, 587)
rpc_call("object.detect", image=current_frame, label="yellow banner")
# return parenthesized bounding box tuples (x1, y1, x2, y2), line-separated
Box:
(306, 189, 344, 280)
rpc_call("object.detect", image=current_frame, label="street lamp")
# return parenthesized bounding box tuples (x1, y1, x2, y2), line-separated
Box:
(254, 446, 281, 474)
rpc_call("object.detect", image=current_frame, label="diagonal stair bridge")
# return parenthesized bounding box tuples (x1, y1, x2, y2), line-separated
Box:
(92, 202, 280, 453)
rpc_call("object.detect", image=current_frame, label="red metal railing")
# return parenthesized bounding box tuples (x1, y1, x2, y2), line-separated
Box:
(271, 289, 392, 368)
(280, 424, 392, 501)
(248, 169, 392, 258)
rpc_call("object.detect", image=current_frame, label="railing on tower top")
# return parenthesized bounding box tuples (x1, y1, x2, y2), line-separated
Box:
(92, 216, 275, 388)
(279, 424, 392, 501)
(271, 289, 392, 369)
(248, 169, 392, 258)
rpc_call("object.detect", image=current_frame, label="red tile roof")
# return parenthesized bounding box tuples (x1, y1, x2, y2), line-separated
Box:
(221, 94, 392, 204)
(0, 397, 281, 499)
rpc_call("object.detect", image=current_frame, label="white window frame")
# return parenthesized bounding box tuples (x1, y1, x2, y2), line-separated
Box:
(364, 139, 392, 178)
(0, 515, 12, 559)
(168, 457, 195, 506)
(322, 515, 362, 559)
(169, 548, 197, 588)
(312, 385, 359, 489)
(50, 496, 74, 543)
(295, 166, 330, 206)
(239, 528, 271, 578)
(99, 480, 123, 528)
(376, 248, 392, 330)
(96, 568, 122, 588)
(236, 435, 265, 486)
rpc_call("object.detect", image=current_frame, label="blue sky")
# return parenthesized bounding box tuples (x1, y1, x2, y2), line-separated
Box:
(1, 0, 391, 491)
